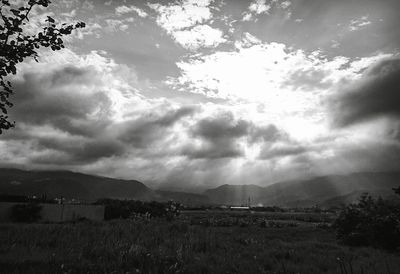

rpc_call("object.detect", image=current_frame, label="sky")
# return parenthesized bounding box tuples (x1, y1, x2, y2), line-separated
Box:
(1, 0, 400, 191)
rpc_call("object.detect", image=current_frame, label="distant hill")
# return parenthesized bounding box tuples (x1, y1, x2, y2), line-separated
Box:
(0, 168, 211, 204)
(0, 168, 153, 202)
(203, 184, 265, 206)
(203, 172, 400, 207)
(1, 168, 399, 207)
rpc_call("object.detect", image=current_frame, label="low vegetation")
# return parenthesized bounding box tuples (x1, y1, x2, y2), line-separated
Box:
(95, 199, 181, 221)
(1, 210, 400, 273)
(10, 203, 42, 223)
(1, 189, 399, 273)
(334, 193, 400, 250)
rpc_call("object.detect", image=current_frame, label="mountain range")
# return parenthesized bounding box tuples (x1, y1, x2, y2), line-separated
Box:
(0, 168, 399, 207)
(206, 172, 400, 207)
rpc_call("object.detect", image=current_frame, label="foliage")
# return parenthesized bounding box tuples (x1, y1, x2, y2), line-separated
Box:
(95, 199, 181, 221)
(334, 193, 400, 250)
(0, 0, 85, 133)
(10, 203, 42, 222)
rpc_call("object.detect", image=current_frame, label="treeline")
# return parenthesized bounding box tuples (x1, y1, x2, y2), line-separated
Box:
(0, 194, 57, 203)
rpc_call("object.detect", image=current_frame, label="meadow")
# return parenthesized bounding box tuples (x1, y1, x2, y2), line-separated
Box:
(1, 211, 400, 274)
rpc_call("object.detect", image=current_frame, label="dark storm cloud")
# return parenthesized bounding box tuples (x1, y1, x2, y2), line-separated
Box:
(182, 112, 289, 160)
(249, 124, 285, 143)
(117, 106, 196, 148)
(2, 61, 202, 166)
(2, 63, 182, 165)
(48, 117, 111, 138)
(182, 112, 251, 159)
(338, 143, 400, 172)
(9, 65, 112, 137)
(259, 144, 307, 160)
(332, 57, 400, 127)
(314, 141, 400, 175)
(193, 113, 251, 140)
(182, 143, 243, 159)
(34, 137, 126, 164)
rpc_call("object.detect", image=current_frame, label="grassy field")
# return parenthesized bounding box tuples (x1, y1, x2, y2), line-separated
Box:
(0, 212, 399, 274)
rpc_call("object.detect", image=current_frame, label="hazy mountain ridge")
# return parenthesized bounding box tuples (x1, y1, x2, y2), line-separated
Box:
(154, 190, 209, 205)
(203, 184, 265, 205)
(0, 168, 211, 203)
(1, 168, 399, 207)
(0, 168, 153, 201)
(204, 172, 400, 206)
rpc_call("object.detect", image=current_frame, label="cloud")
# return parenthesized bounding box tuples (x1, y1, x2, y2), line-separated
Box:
(242, 13, 253, 21)
(172, 25, 226, 50)
(182, 112, 250, 159)
(105, 19, 129, 32)
(243, 0, 291, 21)
(148, 0, 225, 50)
(259, 143, 306, 160)
(349, 16, 371, 31)
(331, 57, 400, 127)
(249, 124, 285, 143)
(249, 0, 270, 15)
(9, 66, 112, 136)
(33, 137, 126, 164)
(1, 48, 202, 171)
(242, 0, 270, 21)
(2, 48, 397, 188)
(180, 110, 291, 160)
(307, 140, 400, 176)
(1, 50, 127, 162)
(148, 0, 213, 32)
(172, 38, 386, 111)
(2, 0, 400, 191)
(116, 107, 196, 148)
(193, 113, 250, 139)
(283, 67, 333, 91)
(115, 5, 148, 17)
(280, 1, 291, 9)
(170, 35, 394, 142)
(173, 39, 340, 102)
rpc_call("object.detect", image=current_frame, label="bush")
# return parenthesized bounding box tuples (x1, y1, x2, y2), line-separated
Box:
(333, 193, 400, 250)
(11, 203, 42, 223)
(95, 199, 181, 221)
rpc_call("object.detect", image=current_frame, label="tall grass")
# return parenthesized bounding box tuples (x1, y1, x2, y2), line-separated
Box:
(0, 216, 399, 273)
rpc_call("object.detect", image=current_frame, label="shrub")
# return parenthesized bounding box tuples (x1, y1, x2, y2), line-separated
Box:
(95, 199, 181, 221)
(333, 193, 400, 250)
(11, 203, 42, 223)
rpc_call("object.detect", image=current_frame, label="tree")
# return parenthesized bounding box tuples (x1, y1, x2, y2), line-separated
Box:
(333, 192, 400, 250)
(0, 0, 85, 133)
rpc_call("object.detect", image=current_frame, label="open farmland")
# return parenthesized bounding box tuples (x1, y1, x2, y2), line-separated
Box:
(181, 210, 336, 227)
(1, 211, 399, 274)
